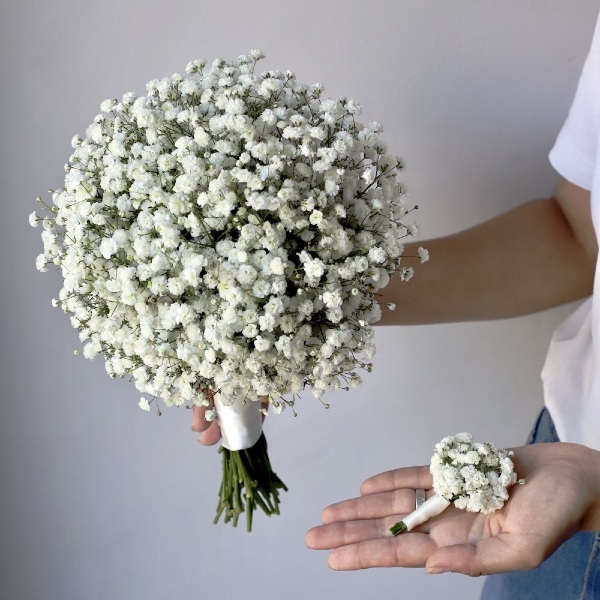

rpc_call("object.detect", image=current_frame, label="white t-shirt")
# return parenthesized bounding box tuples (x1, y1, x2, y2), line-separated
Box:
(545, 14, 600, 450)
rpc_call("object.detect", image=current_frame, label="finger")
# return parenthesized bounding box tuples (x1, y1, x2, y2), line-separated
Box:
(198, 420, 221, 446)
(191, 405, 211, 432)
(191, 402, 222, 445)
(426, 535, 544, 576)
(321, 489, 430, 524)
(307, 510, 410, 550)
(307, 519, 385, 550)
(360, 465, 432, 495)
(327, 533, 437, 570)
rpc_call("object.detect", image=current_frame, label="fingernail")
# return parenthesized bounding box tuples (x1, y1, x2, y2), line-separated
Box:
(426, 566, 449, 575)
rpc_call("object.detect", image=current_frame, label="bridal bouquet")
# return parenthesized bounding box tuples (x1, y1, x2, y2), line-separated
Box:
(32, 51, 424, 530)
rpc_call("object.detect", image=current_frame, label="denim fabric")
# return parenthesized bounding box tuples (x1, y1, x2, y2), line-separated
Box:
(481, 408, 600, 600)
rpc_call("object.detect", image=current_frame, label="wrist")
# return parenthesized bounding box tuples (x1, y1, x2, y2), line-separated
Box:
(582, 445, 600, 532)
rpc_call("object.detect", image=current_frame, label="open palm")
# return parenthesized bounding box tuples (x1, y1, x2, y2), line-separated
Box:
(306, 443, 599, 575)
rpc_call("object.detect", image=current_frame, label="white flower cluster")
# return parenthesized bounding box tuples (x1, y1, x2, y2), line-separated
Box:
(33, 51, 419, 410)
(430, 432, 517, 514)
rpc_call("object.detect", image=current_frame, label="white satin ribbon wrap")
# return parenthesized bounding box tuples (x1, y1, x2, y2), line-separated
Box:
(402, 494, 451, 531)
(213, 393, 263, 451)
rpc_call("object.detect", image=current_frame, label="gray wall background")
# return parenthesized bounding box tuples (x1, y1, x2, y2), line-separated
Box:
(2, 1, 599, 598)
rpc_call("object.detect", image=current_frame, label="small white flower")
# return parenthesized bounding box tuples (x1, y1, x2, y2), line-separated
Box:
(204, 408, 218, 421)
(345, 99, 361, 115)
(138, 397, 151, 411)
(361, 168, 374, 185)
(99, 237, 118, 259)
(399, 267, 414, 282)
(186, 59, 206, 74)
(269, 256, 285, 275)
(368, 247, 386, 264)
(254, 335, 272, 352)
(323, 289, 342, 309)
(408, 223, 420, 237)
(417, 247, 429, 263)
(158, 154, 177, 171)
(242, 323, 258, 338)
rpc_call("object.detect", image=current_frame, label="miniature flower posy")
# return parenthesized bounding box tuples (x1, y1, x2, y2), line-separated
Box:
(431, 432, 517, 513)
(390, 432, 519, 536)
(33, 51, 420, 412)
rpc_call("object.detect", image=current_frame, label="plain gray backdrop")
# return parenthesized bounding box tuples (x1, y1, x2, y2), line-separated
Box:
(2, 1, 599, 599)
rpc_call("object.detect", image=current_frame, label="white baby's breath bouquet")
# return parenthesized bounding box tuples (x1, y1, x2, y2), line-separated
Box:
(32, 51, 425, 530)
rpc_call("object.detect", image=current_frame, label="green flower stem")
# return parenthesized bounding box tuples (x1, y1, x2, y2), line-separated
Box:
(390, 521, 408, 536)
(214, 432, 287, 532)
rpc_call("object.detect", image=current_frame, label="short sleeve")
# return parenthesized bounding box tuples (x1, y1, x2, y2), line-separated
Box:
(549, 15, 600, 191)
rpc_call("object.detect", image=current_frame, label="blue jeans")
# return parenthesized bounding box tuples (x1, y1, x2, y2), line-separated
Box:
(481, 409, 600, 599)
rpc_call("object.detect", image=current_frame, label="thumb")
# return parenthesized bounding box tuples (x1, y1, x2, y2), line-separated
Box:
(426, 543, 483, 576)
(426, 537, 541, 577)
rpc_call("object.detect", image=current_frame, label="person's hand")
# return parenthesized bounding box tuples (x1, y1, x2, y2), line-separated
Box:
(305, 442, 600, 576)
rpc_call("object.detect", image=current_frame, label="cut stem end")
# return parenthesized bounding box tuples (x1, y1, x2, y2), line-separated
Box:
(214, 432, 287, 532)
(390, 521, 408, 536)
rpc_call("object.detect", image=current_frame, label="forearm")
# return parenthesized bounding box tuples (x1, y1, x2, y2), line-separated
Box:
(378, 196, 595, 325)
